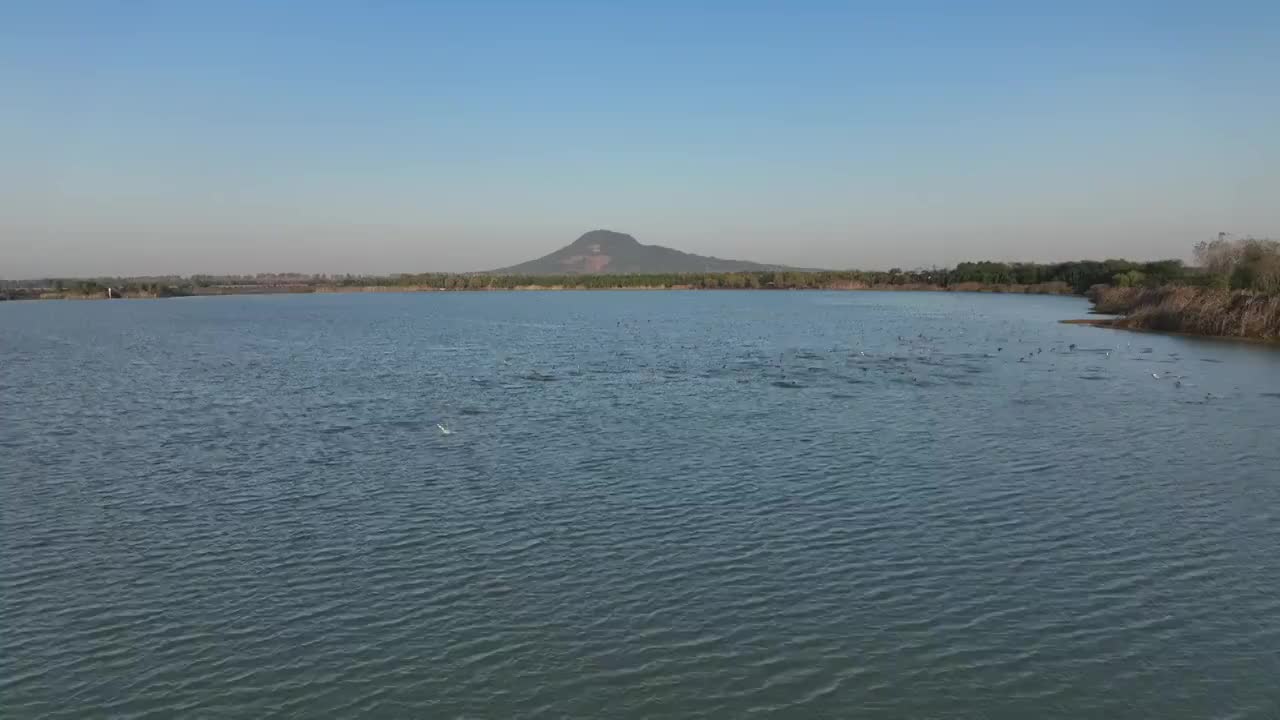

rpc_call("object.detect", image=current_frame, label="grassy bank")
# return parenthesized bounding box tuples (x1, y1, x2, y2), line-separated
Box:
(1086, 286, 1280, 341)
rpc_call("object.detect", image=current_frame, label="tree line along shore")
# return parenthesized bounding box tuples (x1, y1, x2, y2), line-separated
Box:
(4, 237, 1277, 341)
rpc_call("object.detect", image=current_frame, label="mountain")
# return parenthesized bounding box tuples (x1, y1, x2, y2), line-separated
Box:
(493, 230, 794, 275)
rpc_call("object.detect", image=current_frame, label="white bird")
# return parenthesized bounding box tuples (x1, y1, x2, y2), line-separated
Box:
(1152, 373, 1160, 379)
(437, 423, 454, 435)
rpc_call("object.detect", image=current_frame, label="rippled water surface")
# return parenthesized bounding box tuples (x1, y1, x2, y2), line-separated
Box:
(4, 291, 1280, 719)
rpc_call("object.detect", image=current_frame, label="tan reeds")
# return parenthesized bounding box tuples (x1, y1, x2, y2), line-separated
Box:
(1090, 286, 1280, 340)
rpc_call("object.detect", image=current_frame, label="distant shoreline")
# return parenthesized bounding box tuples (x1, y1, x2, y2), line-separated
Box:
(0, 258, 1188, 300)
(10, 280, 1279, 344)
(6, 282, 1083, 301)
(7, 253, 1277, 345)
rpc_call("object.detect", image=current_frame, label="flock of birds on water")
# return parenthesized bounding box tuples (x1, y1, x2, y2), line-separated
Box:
(429, 320, 1244, 436)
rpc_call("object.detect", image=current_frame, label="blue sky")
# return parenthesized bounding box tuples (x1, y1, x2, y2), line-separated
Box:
(2, 0, 1278, 276)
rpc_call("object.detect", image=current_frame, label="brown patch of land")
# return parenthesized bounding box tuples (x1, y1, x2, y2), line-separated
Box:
(1060, 318, 1116, 328)
(1082, 286, 1280, 341)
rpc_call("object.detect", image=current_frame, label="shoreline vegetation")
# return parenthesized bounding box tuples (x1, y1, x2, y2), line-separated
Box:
(1071, 286, 1280, 341)
(4, 237, 1277, 341)
(0, 257, 1195, 300)
(1067, 236, 1280, 342)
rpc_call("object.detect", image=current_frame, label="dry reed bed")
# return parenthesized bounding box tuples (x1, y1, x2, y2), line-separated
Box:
(1089, 286, 1280, 340)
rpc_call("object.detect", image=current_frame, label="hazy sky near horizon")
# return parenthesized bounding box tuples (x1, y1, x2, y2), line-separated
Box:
(2, 1, 1278, 277)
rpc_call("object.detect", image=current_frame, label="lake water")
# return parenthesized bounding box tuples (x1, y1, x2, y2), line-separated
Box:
(3, 291, 1279, 719)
